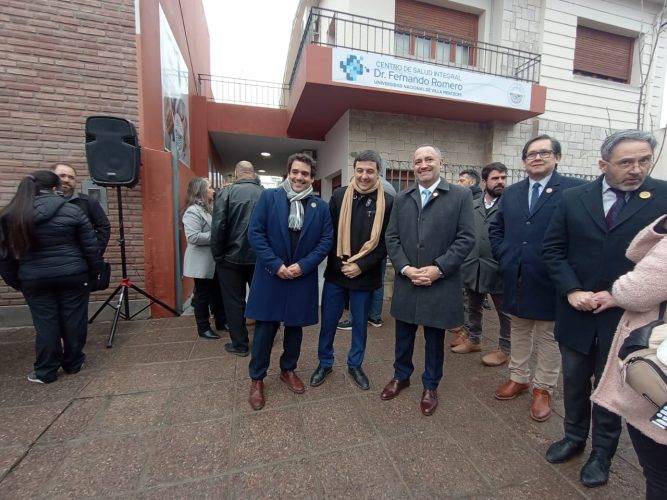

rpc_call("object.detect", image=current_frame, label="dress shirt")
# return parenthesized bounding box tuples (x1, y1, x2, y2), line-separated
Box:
(602, 176, 631, 216)
(484, 195, 498, 210)
(528, 171, 553, 208)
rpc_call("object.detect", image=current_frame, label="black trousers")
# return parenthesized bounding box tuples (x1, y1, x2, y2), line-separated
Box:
(217, 261, 254, 350)
(248, 321, 302, 380)
(22, 273, 90, 382)
(192, 274, 225, 333)
(627, 424, 667, 500)
(560, 342, 621, 455)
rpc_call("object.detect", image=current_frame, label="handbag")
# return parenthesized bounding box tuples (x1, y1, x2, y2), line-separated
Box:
(618, 301, 667, 413)
(90, 262, 111, 292)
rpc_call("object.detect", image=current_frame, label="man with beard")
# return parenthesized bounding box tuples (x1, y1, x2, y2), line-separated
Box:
(381, 144, 475, 416)
(245, 153, 333, 410)
(455, 163, 512, 367)
(52, 163, 110, 254)
(542, 130, 667, 487)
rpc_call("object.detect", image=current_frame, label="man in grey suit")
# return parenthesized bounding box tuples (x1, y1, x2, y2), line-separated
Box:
(381, 145, 475, 416)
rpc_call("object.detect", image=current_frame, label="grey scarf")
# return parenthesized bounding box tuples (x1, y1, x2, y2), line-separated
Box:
(281, 178, 312, 231)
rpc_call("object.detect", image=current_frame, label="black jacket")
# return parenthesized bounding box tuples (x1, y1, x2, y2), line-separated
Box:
(324, 187, 393, 291)
(470, 185, 483, 201)
(0, 193, 102, 290)
(67, 193, 111, 254)
(211, 177, 264, 265)
(543, 175, 667, 354)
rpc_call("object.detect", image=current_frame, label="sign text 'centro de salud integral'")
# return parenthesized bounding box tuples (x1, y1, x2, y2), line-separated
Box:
(333, 48, 533, 111)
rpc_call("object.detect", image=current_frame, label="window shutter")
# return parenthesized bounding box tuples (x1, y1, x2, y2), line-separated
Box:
(395, 0, 478, 42)
(573, 26, 634, 83)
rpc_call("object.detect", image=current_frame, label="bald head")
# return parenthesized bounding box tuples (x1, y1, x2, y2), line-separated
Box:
(235, 161, 255, 180)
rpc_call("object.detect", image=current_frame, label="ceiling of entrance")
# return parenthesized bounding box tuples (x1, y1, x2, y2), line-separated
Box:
(210, 132, 324, 176)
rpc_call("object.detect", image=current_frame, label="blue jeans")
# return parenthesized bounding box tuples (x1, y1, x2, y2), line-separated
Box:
(393, 319, 445, 390)
(349, 259, 386, 322)
(318, 281, 371, 368)
(249, 321, 302, 380)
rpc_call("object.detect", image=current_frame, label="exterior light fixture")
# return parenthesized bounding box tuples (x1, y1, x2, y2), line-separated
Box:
(260, 152, 271, 157)
(258, 169, 267, 173)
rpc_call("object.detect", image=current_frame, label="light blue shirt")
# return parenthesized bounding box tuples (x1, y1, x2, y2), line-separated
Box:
(528, 172, 553, 208)
(601, 177, 630, 216)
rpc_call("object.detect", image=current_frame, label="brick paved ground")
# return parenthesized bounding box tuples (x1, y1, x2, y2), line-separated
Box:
(0, 303, 645, 498)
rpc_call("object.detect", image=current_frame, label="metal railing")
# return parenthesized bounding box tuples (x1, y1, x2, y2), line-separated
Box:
(199, 75, 289, 108)
(289, 7, 541, 87)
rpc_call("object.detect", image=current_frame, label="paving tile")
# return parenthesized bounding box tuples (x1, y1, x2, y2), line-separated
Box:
(162, 382, 235, 425)
(229, 458, 323, 498)
(107, 342, 194, 367)
(298, 370, 359, 403)
(0, 445, 27, 478)
(0, 401, 68, 447)
(124, 326, 201, 346)
(0, 327, 34, 344)
(0, 373, 92, 408)
(37, 398, 108, 444)
(140, 475, 230, 499)
(142, 419, 232, 487)
(175, 357, 236, 386)
(314, 442, 409, 498)
(44, 433, 151, 497)
(231, 407, 307, 468)
(386, 433, 490, 497)
(301, 397, 378, 452)
(82, 391, 170, 437)
(232, 377, 297, 414)
(78, 363, 181, 397)
(190, 340, 234, 360)
(0, 343, 34, 378)
(0, 445, 63, 498)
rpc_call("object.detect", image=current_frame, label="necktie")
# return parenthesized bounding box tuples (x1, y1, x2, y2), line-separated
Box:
(605, 188, 627, 228)
(422, 188, 431, 208)
(529, 183, 541, 213)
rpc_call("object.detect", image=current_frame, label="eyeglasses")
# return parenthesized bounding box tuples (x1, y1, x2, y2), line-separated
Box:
(609, 158, 653, 170)
(525, 150, 554, 161)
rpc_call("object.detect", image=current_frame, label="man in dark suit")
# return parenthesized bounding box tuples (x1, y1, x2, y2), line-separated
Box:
(542, 130, 667, 487)
(245, 153, 333, 411)
(381, 144, 475, 416)
(489, 135, 585, 422)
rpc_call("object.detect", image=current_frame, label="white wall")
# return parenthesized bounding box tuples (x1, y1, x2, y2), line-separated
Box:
(317, 111, 350, 200)
(652, 127, 667, 180)
(540, 0, 666, 130)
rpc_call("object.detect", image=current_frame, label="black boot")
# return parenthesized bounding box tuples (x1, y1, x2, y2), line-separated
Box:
(546, 438, 586, 463)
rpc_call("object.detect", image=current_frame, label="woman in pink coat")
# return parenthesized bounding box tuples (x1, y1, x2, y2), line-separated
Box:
(591, 214, 667, 499)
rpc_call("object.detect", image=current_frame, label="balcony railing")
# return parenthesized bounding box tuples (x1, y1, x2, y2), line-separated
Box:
(199, 75, 289, 108)
(289, 7, 541, 87)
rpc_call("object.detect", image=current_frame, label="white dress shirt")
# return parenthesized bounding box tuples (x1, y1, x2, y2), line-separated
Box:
(601, 176, 630, 216)
(528, 171, 553, 207)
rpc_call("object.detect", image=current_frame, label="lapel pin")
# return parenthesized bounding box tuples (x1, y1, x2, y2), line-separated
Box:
(311, 202, 317, 208)
(546, 187, 553, 194)
(639, 191, 651, 199)
(432, 191, 439, 197)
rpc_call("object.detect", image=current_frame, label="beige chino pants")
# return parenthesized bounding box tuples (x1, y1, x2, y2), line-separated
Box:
(507, 315, 560, 391)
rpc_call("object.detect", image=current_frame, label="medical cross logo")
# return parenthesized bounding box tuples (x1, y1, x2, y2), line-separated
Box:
(339, 54, 369, 81)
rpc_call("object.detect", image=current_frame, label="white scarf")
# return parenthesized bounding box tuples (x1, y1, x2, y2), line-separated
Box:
(281, 178, 313, 230)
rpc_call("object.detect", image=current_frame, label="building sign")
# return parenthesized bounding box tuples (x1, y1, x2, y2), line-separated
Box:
(159, 6, 190, 166)
(333, 48, 532, 111)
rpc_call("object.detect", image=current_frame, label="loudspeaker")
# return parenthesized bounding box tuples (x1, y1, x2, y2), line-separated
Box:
(85, 116, 141, 187)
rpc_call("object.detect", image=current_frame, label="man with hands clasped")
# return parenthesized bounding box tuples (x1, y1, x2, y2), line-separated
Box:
(542, 130, 667, 488)
(381, 144, 475, 416)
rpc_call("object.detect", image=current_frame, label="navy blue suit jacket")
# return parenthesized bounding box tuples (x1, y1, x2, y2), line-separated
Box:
(489, 171, 586, 320)
(245, 188, 333, 326)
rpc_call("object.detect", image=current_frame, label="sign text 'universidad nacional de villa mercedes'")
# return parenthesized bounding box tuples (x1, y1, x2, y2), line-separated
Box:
(333, 48, 532, 111)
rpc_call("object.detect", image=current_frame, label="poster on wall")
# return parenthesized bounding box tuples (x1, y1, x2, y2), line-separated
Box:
(332, 48, 532, 111)
(159, 6, 190, 166)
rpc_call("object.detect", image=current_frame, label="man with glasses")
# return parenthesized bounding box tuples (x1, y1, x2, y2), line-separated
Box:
(489, 135, 585, 423)
(542, 130, 667, 488)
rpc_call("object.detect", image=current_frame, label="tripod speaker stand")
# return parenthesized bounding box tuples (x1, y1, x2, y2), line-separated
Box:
(88, 186, 179, 347)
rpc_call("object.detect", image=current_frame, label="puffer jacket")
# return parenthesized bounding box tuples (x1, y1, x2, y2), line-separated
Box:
(0, 193, 102, 289)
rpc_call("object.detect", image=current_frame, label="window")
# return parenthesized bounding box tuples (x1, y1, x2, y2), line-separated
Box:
(573, 25, 634, 84)
(386, 169, 415, 192)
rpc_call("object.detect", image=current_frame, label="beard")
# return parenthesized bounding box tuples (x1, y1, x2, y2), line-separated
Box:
(486, 186, 504, 197)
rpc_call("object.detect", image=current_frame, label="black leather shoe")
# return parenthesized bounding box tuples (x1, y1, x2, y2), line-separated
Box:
(348, 366, 370, 390)
(546, 438, 586, 464)
(215, 322, 231, 332)
(224, 342, 249, 357)
(198, 329, 221, 340)
(580, 450, 611, 488)
(309, 365, 333, 387)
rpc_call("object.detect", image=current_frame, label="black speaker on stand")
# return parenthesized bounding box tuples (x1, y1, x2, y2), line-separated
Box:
(85, 116, 179, 348)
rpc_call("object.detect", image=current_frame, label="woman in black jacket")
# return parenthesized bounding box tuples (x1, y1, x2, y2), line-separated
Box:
(0, 170, 102, 383)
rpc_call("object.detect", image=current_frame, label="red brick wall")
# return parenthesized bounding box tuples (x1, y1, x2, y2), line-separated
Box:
(0, 0, 144, 305)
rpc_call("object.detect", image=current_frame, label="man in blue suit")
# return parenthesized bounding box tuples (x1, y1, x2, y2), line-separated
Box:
(489, 135, 585, 422)
(245, 153, 333, 411)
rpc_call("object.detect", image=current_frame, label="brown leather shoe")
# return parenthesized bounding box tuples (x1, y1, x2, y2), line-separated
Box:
(380, 378, 410, 400)
(481, 350, 509, 367)
(248, 379, 265, 411)
(420, 389, 438, 416)
(494, 379, 530, 400)
(280, 370, 305, 394)
(451, 339, 482, 353)
(530, 388, 552, 422)
(449, 327, 468, 347)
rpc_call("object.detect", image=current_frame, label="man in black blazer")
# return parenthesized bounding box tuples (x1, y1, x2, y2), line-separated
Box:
(489, 135, 585, 423)
(542, 130, 667, 488)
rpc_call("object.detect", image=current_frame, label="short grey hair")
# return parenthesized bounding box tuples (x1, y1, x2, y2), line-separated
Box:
(414, 144, 443, 159)
(600, 130, 657, 161)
